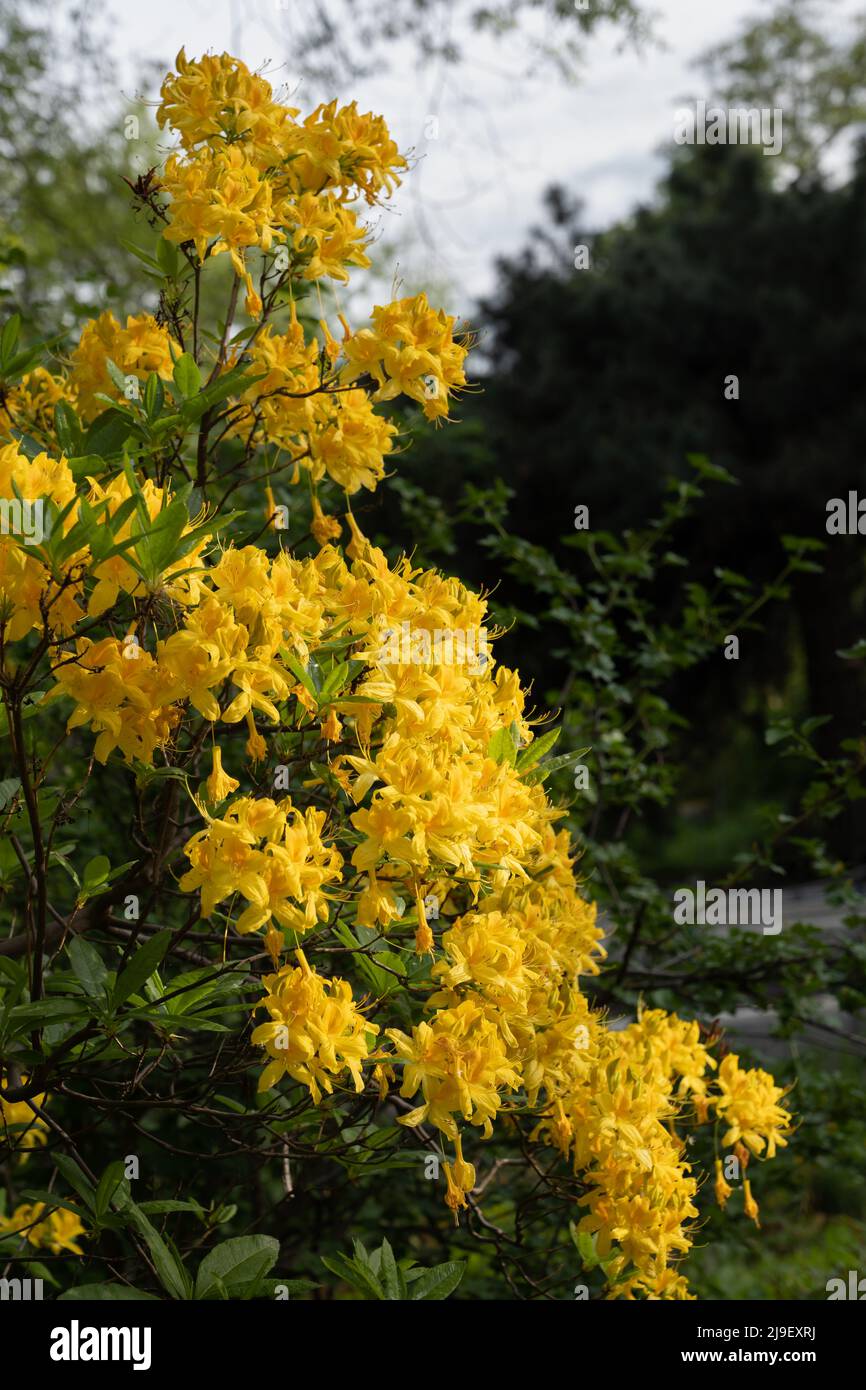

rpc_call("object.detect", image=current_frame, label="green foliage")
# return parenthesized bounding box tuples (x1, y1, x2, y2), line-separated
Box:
(321, 1239, 465, 1301)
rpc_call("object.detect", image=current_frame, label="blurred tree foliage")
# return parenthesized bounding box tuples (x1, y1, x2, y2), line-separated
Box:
(261, 0, 649, 87)
(699, 0, 866, 180)
(0, 1, 164, 332)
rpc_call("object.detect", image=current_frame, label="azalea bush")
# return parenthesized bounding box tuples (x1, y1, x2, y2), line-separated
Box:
(0, 49, 793, 1302)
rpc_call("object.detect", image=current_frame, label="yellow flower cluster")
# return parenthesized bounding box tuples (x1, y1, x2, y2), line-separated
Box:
(0, 1203, 85, 1255)
(0, 1077, 48, 1163)
(229, 312, 398, 494)
(226, 291, 468, 492)
(68, 312, 178, 422)
(156, 50, 406, 312)
(252, 950, 377, 1101)
(0, 365, 69, 439)
(714, 1053, 792, 1159)
(0, 312, 175, 444)
(0, 444, 81, 639)
(180, 796, 343, 935)
(5, 489, 789, 1293)
(342, 293, 469, 423)
(0, 79, 467, 493)
(0, 447, 213, 707)
(387, 1000, 522, 1143)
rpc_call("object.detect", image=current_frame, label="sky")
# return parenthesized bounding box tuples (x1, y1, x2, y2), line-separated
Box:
(89, 0, 861, 308)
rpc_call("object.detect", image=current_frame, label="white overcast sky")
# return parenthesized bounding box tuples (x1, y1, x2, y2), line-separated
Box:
(91, 0, 861, 308)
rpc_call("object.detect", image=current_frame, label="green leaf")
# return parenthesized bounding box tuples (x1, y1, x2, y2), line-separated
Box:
(263, 1278, 318, 1299)
(173, 352, 202, 399)
(9, 998, 87, 1028)
(410, 1260, 465, 1300)
(573, 1226, 599, 1270)
(1, 313, 22, 367)
(17, 1191, 89, 1221)
(137, 1200, 204, 1216)
(119, 238, 164, 272)
(487, 726, 518, 766)
(75, 854, 114, 907)
(516, 726, 561, 771)
(53, 401, 82, 455)
(104, 357, 129, 395)
(58, 1283, 159, 1301)
(156, 236, 180, 278)
(282, 649, 319, 700)
(321, 1252, 384, 1300)
(52, 1155, 97, 1213)
(2, 333, 64, 380)
(524, 747, 590, 787)
(67, 937, 108, 1000)
(84, 407, 134, 456)
(0, 777, 21, 810)
(378, 1239, 401, 1300)
(194, 1235, 280, 1300)
(317, 661, 350, 705)
(687, 453, 738, 486)
(127, 1205, 190, 1300)
(113, 930, 173, 1008)
(94, 1161, 126, 1220)
(143, 372, 165, 421)
(191, 364, 267, 413)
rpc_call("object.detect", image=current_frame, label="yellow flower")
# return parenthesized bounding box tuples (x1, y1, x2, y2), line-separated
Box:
(443, 1135, 476, 1220)
(252, 950, 377, 1101)
(321, 707, 342, 742)
(342, 293, 471, 422)
(714, 1053, 792, 1158)
(158, 48, 298, 160)
(386, 1000, 521, 1141)
(356, 871, 406, 929)
(69, 311, 177, 421)
(206, 745, 239, 803)
(310, 496, 342, 545)
(743, 1177, 760, 1228)
(0, 366, 73, 441)
(0, 1202, 86, 1255)
(714, 1158, 733, 1209)
(0, 1076, 49, 1161)
(371, 1062, 395, 1102)
(180, 795, 343, 935)
(414, 887, 434, 955)
(245, 712, 268, 764)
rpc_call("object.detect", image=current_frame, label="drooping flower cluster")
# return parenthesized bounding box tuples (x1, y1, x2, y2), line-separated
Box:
(252, 950, 377, 1101)
(714, 1053, 792, 1160)
(180, 796, 343, 935)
